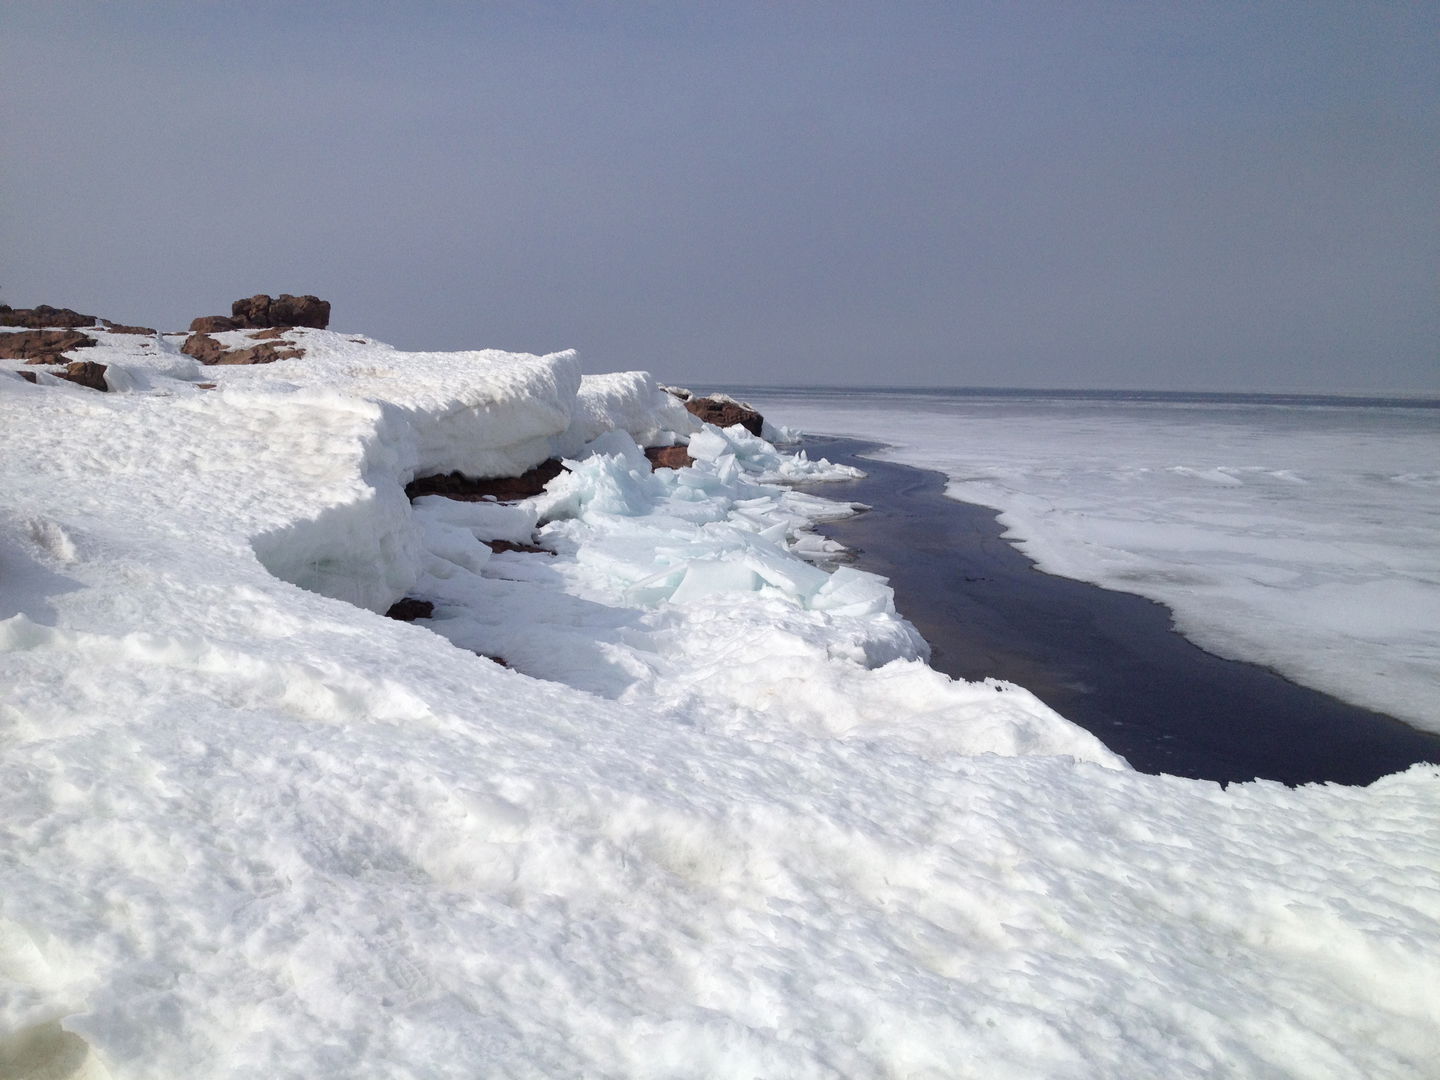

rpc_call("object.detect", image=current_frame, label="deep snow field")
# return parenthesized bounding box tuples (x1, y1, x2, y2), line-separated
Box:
(2, 330, 1438, 1079)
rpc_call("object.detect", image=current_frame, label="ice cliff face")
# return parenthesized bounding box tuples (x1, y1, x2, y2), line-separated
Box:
(1, 326, 1437, 1080)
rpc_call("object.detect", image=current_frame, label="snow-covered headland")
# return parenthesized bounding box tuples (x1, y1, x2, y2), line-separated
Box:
(2, 315, 1438, 1078)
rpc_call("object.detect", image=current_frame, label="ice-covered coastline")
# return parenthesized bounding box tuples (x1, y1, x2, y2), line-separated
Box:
(2, 329, 1438, 1079)
(736, 388, 1440, 736)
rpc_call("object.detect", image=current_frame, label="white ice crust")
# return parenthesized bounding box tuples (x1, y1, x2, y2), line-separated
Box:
(1, 337, 1438, 1079)
(752, 389, 1440, 736)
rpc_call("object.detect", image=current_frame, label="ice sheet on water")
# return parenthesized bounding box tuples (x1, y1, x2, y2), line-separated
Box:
(749, 389, 1440, 734)
(3, 337, 1439, 1079)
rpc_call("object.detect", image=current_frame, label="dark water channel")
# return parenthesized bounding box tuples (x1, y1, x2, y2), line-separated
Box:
(799, 436, 1440, 786)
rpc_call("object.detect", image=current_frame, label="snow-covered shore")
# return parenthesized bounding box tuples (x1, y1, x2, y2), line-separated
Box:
(2, 330, 1438, 1079)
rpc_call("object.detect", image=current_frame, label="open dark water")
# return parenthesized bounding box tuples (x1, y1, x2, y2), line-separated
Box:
(799, 435, 1440, 786)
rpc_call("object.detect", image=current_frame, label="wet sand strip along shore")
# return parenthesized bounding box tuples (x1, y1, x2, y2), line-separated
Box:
(800, 435, 1440, 786)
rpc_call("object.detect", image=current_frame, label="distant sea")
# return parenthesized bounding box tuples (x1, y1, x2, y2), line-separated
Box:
(720, 386, 1440, 780)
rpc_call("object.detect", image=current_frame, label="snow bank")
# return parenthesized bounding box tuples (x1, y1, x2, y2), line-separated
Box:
(190, 329, 587, 478)
(557, 369, 701, 456)
(2, 335, 1438, 1079)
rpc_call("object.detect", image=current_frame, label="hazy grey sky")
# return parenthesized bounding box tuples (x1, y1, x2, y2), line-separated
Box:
(3, 1, 1436, 391)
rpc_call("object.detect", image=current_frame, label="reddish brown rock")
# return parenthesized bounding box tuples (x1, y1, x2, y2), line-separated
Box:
(683, 395, 765, 437)
(1, 329, 97, 363)
(14, 361, 110, 391)
(59, 361, 108, 391)
(270, 294, 330, 328)
(0, 304, 99, 329)
(231, 293, 330, 330)
(189, 315, 239, 333)
(101, 321, 157, 335)
(406, 459, 568, 502)
(385, 598, 435, 621)
(181, 331, 304, 366)
(219, 340, 304, 365)
(644, 445, 695, 471)
(485, 540, 555, 555)
(180, 333, 227, 364)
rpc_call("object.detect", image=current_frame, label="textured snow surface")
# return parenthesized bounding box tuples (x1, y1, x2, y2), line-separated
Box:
(745, 388, 1440, 735)
(2, 342, 1438, 1079)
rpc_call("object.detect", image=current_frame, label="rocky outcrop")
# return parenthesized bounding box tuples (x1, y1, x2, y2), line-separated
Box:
(16, 360, 109, 391)
(681, 394, 765, 437)
(57, 361, 109, 391)
(179, 334, 225, 363)
(101, 321, 157, 335)
(406, 459, 568, 502)
(185, 294, 331, 335)
(231, 294, 330, 330)
(485, 540, 555, 555)
(409, 447, 689, 503)
(0, 329, 98, 363)
(189, 315, 239, 333)
(644, 445, 695, 471)
(385, 598, 434, 622)
(0, 304, 99, 329)
(181, 329, 305, 366)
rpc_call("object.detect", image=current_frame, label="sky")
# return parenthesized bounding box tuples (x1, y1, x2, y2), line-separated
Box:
(2, 1, 1436, 392)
